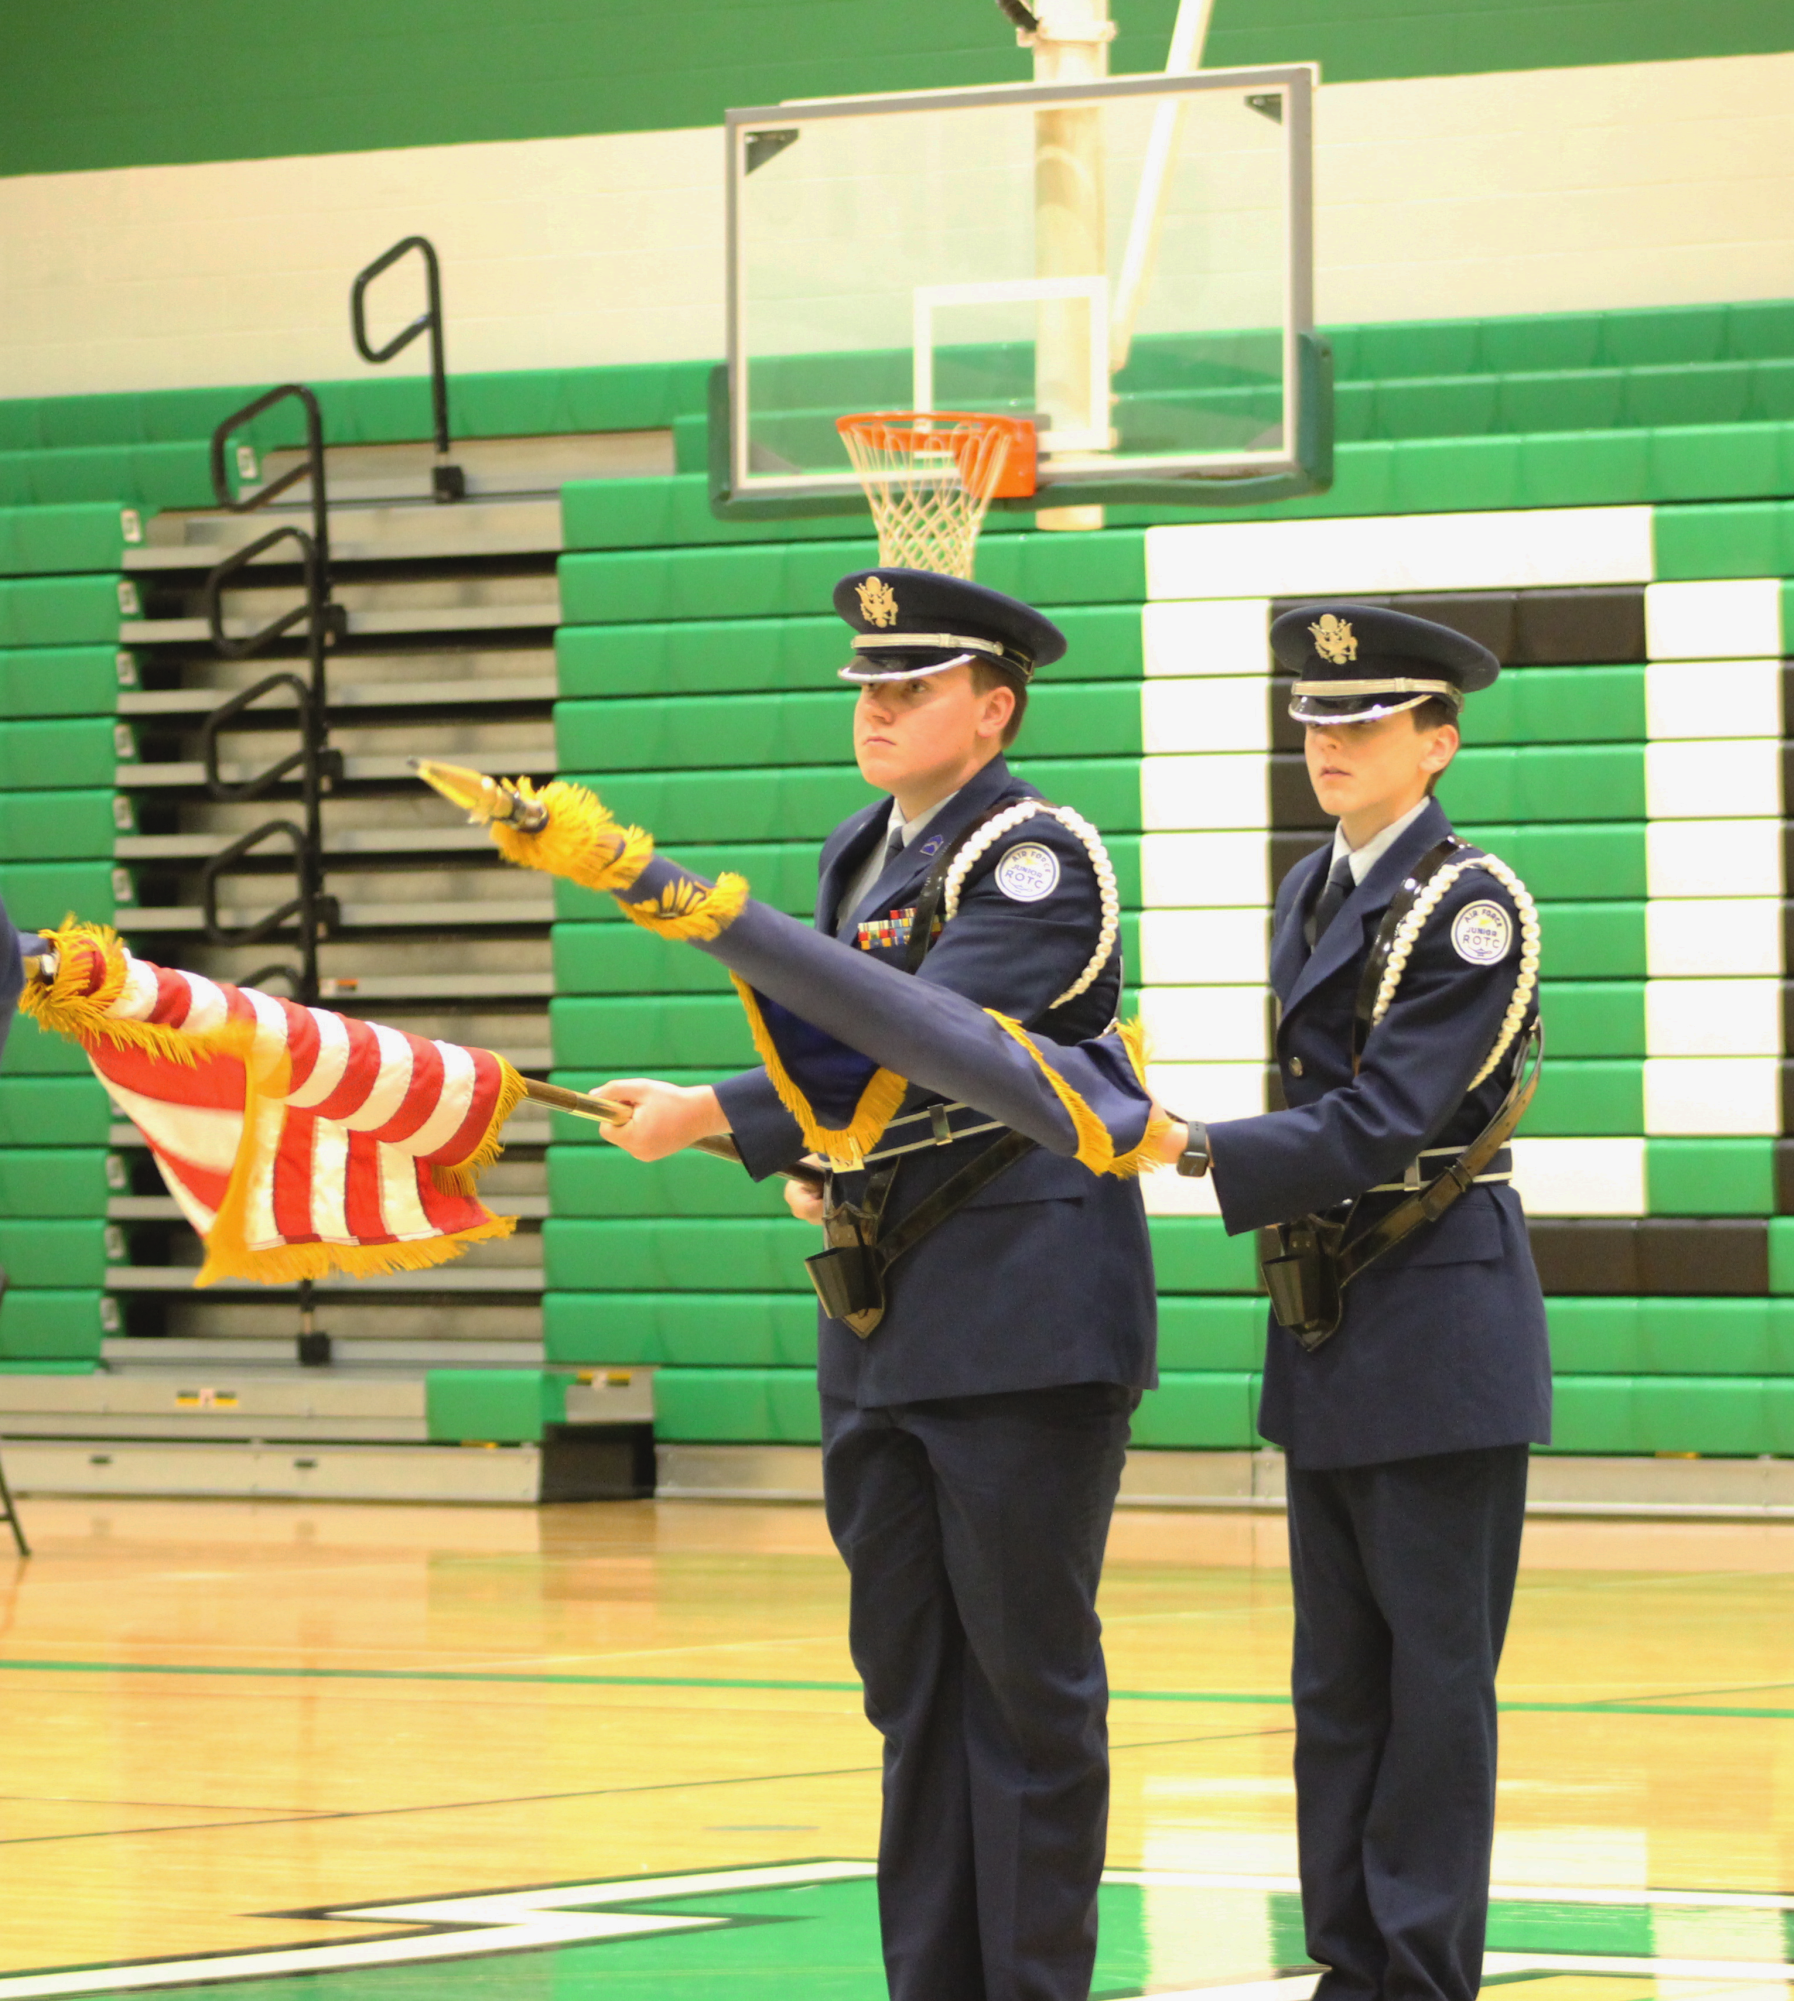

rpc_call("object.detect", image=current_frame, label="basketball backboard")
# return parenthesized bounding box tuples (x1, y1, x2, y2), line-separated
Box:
(717, 65, 1328, 520)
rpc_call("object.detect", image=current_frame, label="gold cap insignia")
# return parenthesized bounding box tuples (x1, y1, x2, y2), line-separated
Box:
(1309, 614, 1357, 665)
(857, 575, 900, 629)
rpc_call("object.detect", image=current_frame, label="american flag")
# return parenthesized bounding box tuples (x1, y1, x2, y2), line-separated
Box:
(23, 926, 524, 1286)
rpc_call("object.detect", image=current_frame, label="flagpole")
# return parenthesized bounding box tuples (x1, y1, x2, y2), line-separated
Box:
(519, 1078, 825, 1191)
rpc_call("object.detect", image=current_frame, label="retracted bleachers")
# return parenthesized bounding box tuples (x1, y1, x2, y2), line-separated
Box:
(7, 294, 1794, 1492)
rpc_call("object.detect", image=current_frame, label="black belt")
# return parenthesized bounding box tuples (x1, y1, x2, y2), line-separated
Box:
(859, 1101, 1005, 1165)
(1367, 1146, 1512, 1193)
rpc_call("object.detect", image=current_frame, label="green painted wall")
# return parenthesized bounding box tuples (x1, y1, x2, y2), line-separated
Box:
(1204, 0, 1794, 84)
(3, 0, 1789, 179)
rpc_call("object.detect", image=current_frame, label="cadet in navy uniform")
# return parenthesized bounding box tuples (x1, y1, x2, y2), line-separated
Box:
(1158, 605, 1551, 2001)
(599, 568, 1156, 2001)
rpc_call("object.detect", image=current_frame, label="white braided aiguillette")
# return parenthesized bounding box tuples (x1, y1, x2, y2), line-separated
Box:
(941, 802, 1120, 1008)
(1370, 855, 1540, 1089)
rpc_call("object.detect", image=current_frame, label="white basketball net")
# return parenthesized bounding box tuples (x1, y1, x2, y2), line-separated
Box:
(837, 413, 1018, 579)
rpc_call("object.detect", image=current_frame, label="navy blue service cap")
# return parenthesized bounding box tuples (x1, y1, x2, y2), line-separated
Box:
(834, 567, 1067, 685)
(1271, 602, 1500, 725)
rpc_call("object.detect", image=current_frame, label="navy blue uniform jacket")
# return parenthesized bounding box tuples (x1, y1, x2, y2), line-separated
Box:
(715, 755, 1158, 1406)
(1207, 799, 1552, 1471)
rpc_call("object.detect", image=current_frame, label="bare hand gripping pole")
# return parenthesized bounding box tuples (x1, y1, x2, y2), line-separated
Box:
(519, 1076, 823, 1191)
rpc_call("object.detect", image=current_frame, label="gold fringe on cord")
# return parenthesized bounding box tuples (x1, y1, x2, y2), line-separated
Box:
(432, 1054, 529, 1197)
(732, 975, 909, 1168)
(487, 779, 654, 894)
(622, 871, 749, 942)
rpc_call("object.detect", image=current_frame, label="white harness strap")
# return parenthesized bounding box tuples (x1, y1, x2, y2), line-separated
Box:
(1369, 853, 1541, 1090)
(939, 801, 1122, 1009)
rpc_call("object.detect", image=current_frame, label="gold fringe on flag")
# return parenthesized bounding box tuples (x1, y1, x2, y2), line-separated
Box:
(732, 975, 909, 1169)
(24, 918, 528, 1287)
(22, 921, 200, 1065)
(982, 1012, 1169, 1179)
(431, 1055, 529, 1198)
(1108, 1017, 1173, 1179)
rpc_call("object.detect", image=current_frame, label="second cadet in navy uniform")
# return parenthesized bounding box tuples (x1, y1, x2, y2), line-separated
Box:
(598, 567, 1157, 2001)
(1157, 605, 1551, 2001)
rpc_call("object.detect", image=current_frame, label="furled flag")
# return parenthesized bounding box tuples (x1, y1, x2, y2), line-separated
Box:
(23, 923, 525, 1286)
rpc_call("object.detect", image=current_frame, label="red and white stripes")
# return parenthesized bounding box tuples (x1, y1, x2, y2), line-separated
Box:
(25, 928, 523, 1285)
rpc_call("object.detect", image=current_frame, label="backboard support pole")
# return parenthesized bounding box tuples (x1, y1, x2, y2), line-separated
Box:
(1024, 0, 1113, 532)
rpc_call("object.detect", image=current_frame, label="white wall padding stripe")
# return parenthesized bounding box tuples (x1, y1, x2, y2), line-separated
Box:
(1509, 1137, 1646, 1217)
(1645, 740, 1781, 819)
(1141, 599, 1272, 678)
(1645, 978, 1781, 1057)
(1645, 899, 1783, 978)
(1645, 580, 1783, 661)
(1141, 833, 1270, 910)
(1141, 1167, 1222, 1216)
(1646, 821, 1783, 899)
(1143, 507, 1654, 603)
(1644, 1058, 1780, 1135)
(1142, 678, 1271, 755)
(1141, 753, 1269, 832)
(1645, 660, 1781, 740)
(1139, 987, 1269, 1062)
(1139, 909, 1270, 986)
(1147, 1062, 1269, 1125)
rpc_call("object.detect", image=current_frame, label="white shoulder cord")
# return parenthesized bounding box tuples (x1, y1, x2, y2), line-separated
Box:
(1370, 855, 1541, 1090)
(939, 801, 1121, 1009)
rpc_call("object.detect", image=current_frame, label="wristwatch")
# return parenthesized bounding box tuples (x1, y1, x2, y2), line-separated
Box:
(1172, 1118, 1211, 1179)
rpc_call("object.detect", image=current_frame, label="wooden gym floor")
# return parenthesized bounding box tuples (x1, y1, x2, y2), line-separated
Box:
(3, 1496, 1794, 1999)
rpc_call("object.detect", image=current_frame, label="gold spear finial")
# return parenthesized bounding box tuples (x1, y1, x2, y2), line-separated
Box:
(409, 759, 549, 833)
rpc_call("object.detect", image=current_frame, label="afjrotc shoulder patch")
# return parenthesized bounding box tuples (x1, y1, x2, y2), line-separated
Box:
(855, 906, 941, 954)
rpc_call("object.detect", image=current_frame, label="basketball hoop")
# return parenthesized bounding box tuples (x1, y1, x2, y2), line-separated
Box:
(836, 411, 1037, 578)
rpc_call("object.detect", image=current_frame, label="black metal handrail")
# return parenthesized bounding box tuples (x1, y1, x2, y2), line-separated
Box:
(209, 382, 333, 574)
(351, 235, 463, 501)
(197, 670, 342, 802)
(200, 818, 340, 973)
(199, 389, 340, 1009)
(202, 523, 343, 660)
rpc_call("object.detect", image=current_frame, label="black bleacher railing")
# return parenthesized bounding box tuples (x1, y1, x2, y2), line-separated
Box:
(351, 235, 464, 501)
(201, 384, 343, 1010)
(202, 385, 347, 1367)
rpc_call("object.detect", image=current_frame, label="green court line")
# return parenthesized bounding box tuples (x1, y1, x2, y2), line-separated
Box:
(5, 1656, 1794, 1721)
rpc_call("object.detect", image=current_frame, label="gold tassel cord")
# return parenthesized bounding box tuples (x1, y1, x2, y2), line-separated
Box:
(733, 975, 910, 1168)
(480, 777, 656, 895)
(621, 871, 750, 942)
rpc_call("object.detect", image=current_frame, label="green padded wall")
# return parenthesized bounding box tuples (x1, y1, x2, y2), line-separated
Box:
(11, 298, 1794, 1444)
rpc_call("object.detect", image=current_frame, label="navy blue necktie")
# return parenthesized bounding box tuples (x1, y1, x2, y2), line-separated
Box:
(1305, 851, 1356, 950)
